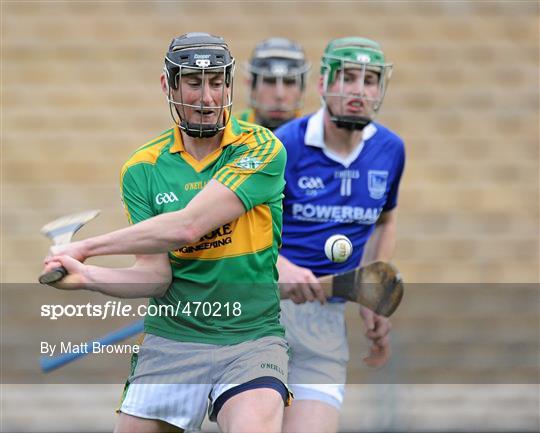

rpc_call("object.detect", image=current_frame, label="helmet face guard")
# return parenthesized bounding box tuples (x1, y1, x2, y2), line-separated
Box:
(246, 38, 310, 129)
(320, 37, 393, 130)
(164, 33, 235, 138)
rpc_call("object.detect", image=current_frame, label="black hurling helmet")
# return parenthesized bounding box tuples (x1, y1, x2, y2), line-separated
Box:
(164, 32, 235, 138)
(246, 37, 310, 129)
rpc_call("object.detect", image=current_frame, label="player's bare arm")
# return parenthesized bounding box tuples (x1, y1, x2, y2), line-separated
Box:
(43, 253, 172, 297)
(277, 255, 327, 304)
(47, 180, 245, 262)
(361, 209, 397, 265)
(359, 305, 392, 367)
(359, 209, 397, 367)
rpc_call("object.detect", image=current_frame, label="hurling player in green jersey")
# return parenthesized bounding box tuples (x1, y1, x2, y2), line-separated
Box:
(42, 33, 291, 433)
(238, 37, 310, 131)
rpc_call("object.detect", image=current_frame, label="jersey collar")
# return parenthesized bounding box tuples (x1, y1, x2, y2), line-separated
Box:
(169, 113, 243, 154)
(305, 108, 377, 168)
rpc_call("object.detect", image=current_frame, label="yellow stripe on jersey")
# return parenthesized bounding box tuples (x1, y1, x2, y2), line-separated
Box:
(228, 140, 280, 192)
(226, 134, 281, 192)
(214, 124, 281, 190)
(215, 167, 238, 187)
(215, 139, 264, 187)
(222, 115, 245, 146)
(169, 204, 273, 261)
(215, 142, 281, 191)
(122, 201, 133, 225)
(236, 118, 259, 131)
(224, 134, 274, 190)
(120, 131, 174, 177)
(236, 120, 271, 150)
(120, 131, 174, 224)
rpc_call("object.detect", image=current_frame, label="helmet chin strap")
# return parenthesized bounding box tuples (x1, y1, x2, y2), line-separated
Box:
(171, 104, 223, 138)
(180, 120, 223, 138)
(326, 105, 370, 131)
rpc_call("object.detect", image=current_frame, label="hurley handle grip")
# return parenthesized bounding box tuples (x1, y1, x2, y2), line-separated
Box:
(38, 266, 67, 284)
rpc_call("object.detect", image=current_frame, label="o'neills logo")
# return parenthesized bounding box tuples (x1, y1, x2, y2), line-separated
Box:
(185, 180, 208, 191)
(175, 223, 233, 253)
(260, 362, 285, 376)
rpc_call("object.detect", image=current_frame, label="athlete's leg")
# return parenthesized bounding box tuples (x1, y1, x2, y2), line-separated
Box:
(217, 388, 284, 433)
(114, 412, 184, 433)
(280, 301, 348, 433)
(119, 336, 214, 431)
(282, 400, 339, 433)
(210, 337, 290, 432)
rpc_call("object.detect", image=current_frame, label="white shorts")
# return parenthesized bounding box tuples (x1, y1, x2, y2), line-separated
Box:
(280, 299, 349, 409)
(120, 334, 290, 431)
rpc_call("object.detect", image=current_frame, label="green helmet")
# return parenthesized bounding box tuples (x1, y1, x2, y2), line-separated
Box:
(320, 37, 393, 130)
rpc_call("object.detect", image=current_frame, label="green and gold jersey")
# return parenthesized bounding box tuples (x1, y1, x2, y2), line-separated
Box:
(237, 108, 256, 124)
(237, 108, 303, 131)
(120, 116, 286, 345)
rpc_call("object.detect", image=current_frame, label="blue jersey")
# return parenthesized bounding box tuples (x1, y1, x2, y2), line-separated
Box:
(275, 108, 405, 278)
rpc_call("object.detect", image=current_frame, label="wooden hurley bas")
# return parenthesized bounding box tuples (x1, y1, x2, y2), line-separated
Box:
(38, 209, 101, 285)
(318, 261, 404, 317)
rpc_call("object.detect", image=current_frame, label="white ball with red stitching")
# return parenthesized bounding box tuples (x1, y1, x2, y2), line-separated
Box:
(324, 234, 353, 263)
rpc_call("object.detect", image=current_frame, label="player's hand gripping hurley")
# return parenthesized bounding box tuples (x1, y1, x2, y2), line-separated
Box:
(38, 210, 100, 284)
(319, 261, 403, 317)
(40, 260, 403, 372)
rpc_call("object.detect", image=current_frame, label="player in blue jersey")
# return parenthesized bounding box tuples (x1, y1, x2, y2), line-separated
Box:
(274, 37, 405, 433)
(238, 37, 310, 130)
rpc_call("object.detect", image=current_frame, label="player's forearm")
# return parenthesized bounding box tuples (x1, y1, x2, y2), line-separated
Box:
(361, 213, 397, 265)
(277, 254, 292, 273)
(277, 255, 293, 298)
(76, 181, 245, 260)
(78, 210, 199, 258)
(82, 264, 171, 298)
